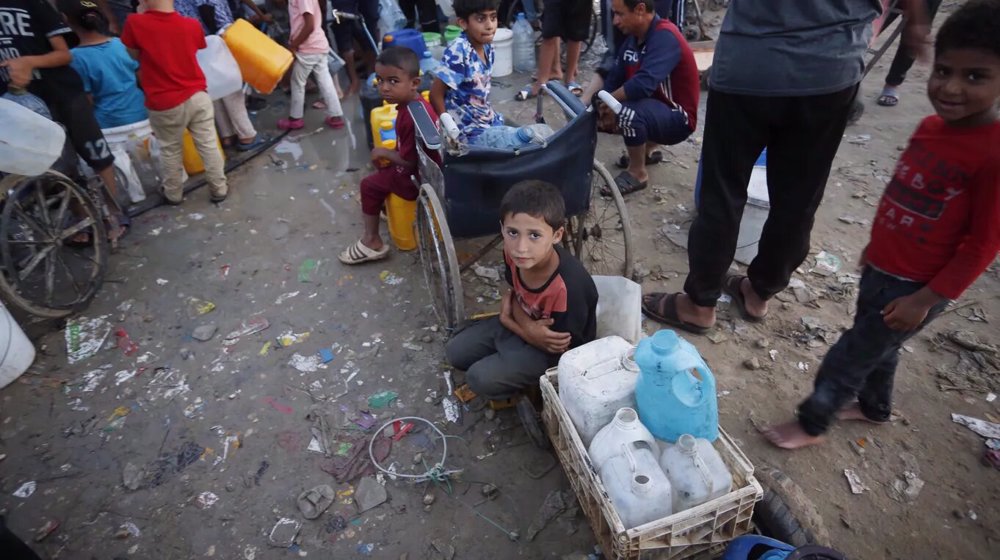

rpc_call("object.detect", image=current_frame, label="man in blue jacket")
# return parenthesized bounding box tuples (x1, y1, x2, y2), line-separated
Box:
(584, 0, 699, 195)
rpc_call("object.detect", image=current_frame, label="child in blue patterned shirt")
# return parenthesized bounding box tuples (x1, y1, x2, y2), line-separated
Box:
(430, 0, 550, 148)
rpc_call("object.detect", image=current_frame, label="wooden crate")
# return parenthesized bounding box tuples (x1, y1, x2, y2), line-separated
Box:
(540, 369, 762, 560)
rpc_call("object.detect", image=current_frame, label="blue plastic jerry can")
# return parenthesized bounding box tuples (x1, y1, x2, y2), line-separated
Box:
(634, 330, 718, 442)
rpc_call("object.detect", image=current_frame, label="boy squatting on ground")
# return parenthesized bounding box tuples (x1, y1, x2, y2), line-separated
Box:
(338, 47, 438, 265)
(430, 0, 551, 149)
(763, 0, 1000, 450)
(446, 181, 599, 400)
(121, 0, 228, 204)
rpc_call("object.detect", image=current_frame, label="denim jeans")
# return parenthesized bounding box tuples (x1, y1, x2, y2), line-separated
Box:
(796, 267, 950, 436)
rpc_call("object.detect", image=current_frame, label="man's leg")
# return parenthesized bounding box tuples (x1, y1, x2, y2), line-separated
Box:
(147, 104, 187, 204)
(677, 90, 768, 326)
(415, 0, 441, 33)
(879, 0, 943, 103)
(617, 99, 691, 187)
(745, 85, 857, 301)
(185, 92, 228, 200)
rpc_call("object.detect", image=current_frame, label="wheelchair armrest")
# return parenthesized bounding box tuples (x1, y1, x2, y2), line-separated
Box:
(409, 100, 441, 151)
(542, 81, 587, 118)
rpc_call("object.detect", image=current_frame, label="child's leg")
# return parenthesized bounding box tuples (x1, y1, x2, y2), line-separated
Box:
(147, 105, 188, 204)
(185, 92, 228, 200)
(461, 323, 553, 400)
(339, 168, 415, 263)
(445, 317, 504, 372)
(288, 55, 312, 119)
(213, 98, 236, 143)
(311, 57, 345, 119)
(219, 91, 258, 142)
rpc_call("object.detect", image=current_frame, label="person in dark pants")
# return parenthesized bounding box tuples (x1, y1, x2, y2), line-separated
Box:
(399, 0, 441, 32)
(875, 0, 942, 106)
(764, 0, 1000, 448)
(640, 0, 929, 333)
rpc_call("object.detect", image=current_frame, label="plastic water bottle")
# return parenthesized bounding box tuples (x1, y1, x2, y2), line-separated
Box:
(634, 330, 719, 442)
(419, 51, 438, 75)
(512, 13, 536, 73)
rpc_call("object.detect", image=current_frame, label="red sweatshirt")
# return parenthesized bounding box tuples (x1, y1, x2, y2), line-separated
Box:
(865, 116, 1000, 300)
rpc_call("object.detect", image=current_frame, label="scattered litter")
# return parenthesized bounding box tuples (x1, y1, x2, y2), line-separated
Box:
(890, 472, 924, 503)
(298, 259, 319, 282)
(743, 357, 761, 371)
(988, 393, 997, 403)
(274, 291, 300, 305)
(115, 521, 141, 539)
(368, 391, 398, 409)
(276, 331, 311, 347)
(797, 362, 810, 372)
(297, 484, 335, 519)
(442, 371, 461, 424)
(768, 349, 779, 361)
(473, 264, 501, 282)
(356, 544, 375, 556)
(183, 398, 205, 418)
(289, 353, 323, 373)
(843, 469, 868, 494)
(847, 134, 871, 145)
(259, 341, 272, 356)
(307, 437, 325, 453)
(192, 324, 218, 342)
(402, 342, 423, 352)
(268, 518, 301, 548)
(224, 316, 270, 341)
(114, 369, 136, 386)
(123, 462, 144, 490)
(379, 270, 404, 285)
(188, 297, 216, 315)
(318, 348, 335, 363)
(65, 315, 112, 363)
(13, 481, 36, 498)
(156, 278, 169, 285)
(33, 520, 59, 542)
(837, 215, 869, 226)
(355, 476, 388, 512)
(706, 331, 727, 344)
(196, 491, 219, 509)
(951, 413, 1000, 439)
(263, 396, 294, 415)
(811, 251, 842, 276)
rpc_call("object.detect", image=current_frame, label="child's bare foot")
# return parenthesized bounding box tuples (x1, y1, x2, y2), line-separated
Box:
(760, 421, 825, 450)
(836, 402, 889, 424)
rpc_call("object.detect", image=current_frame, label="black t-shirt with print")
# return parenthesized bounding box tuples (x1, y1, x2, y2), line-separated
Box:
(0, 0, 83, 98)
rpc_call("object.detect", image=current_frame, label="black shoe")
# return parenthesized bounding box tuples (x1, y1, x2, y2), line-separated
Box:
(246, 96, 268, 111)
(210, 193, 227, 203)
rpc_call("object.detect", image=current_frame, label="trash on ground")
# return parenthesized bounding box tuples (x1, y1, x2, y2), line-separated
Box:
(65, 315, 112, 363)
(289, 353, 324, 373)
(843, 469, 868, 494)
(298, 258, 319, 282)
(268, 518, 301, 547)
(115, 521, 141, 539)
(224, 316, 270, 341)
(355, 476, 388, 512)
(368, 391, 398, 409)
(196, 491, 219, 509)
(379, 270, 404, 285)
(356, 543, 375, 556)
(526, 489, 576, 541)
(192, 324, 218, 342)
(123, 462, 144, 490)
(274, 291, 299, 305)
(951, 413, 1000, 439)
(473, 264, 501, 282)
(276, 331, 311, 347)
(13, 481, 36, 498)
(891, 472, 924, 503)
(811, 251, 842, 276)
(263, 396, 294, 414)
(188, 297, 216, 316)
(33, 519, 59, 542)
(297, 484, 335, 519)
(319, 348, 335, 363)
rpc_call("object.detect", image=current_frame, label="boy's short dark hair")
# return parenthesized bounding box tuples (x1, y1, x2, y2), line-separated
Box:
(622, 0, 656, 11)
(500, 180, 566, 230)
(935, 0, 1000, 59)
(376, 47, 421, 78)
(453, 0, 500, 20)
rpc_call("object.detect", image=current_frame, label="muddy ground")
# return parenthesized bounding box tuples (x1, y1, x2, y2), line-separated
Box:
(2, 5, 999, 559)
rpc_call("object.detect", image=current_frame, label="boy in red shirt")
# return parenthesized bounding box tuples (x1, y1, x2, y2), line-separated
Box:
(763, 0, 1000, 449)
(339, 47, 436, 264)
(121, 0, 228, 204)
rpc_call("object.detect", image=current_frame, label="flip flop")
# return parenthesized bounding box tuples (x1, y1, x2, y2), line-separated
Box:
(722, 274, 767, 322)
(601, 171, 647, 197)
(236, 135, 266, 152)
(641, 292, 711, 335)
(515, 85, 538, 101)
(297, 484, 335, 520)
(615, 150, 664, 169)
(338, 239, 389, 265)
(876, 94, 899, 107)
(566, 81, 583, 96)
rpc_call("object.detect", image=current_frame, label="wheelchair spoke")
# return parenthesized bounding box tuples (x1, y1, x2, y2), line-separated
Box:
(11, 201, 49, 239)
(16, 244, 55, 281)
(34, 182, 54, 229)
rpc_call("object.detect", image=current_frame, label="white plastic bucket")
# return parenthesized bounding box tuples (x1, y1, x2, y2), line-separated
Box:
(197, 35, 244, 100)
(592, 275, 643, 344)
(0, 302, 35, 389)
(0, 97, 66, 176)
(492, 28, 513, 77)
(734, 163, 770, 265)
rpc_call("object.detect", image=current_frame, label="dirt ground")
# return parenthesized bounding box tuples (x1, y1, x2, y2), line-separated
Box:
(2, 4, 999, 559)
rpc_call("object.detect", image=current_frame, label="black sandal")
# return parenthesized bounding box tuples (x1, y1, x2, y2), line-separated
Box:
(876, 94, 899, 107)
(600, 171, 648, 197)
(641, 292, 711, 335)
(722, 274, 767, 322)
(615, 150, 664, 169)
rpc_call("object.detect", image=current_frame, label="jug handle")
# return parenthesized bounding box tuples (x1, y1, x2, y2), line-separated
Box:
(621, 442, 639, 475)
(693, 452, 713, 493)
(582, 348, 636, 379)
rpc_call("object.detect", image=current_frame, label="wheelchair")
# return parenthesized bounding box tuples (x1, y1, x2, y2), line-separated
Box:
(407, 82, 634, 330)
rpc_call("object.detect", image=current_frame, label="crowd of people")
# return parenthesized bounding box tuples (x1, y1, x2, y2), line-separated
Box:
(1, 0, 999, 456)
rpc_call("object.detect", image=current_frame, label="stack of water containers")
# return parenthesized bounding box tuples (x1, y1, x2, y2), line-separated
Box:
(558, 331, 732, 529)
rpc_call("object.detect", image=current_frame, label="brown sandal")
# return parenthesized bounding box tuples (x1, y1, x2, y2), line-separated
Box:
(641, 292, 711, 335)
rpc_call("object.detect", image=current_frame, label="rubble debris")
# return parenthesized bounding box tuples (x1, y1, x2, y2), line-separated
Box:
(196, 492, 219, 509)
(890, 472, 924, 503)
(224, 316, 270, 342)
(355, 476, 388, 512)
(297, 484, 335, 519)
(368, 391, 398, 409)
(65, 315, 112, 363)
(192, 324, 218, 342)
(12, 481, 36, 498)
(122, 462, 144, 490)
(526, 489, 576, 541)
(33, 520, 59, 542)
(843, 469, 868, 494)
(811, 251, 841, 276)
(115, 521, 141, 539)
(268, 518, 301, 547)
(951, 413, 1000, 439)
(743, 357, 761, 371)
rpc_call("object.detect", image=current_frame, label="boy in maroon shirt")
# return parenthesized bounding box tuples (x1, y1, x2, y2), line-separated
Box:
(121, 0, 228, 204)
(764, 0, 1000, 449)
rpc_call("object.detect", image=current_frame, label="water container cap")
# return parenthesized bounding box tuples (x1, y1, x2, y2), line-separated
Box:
(517, 12, 525, 20)
(650, 329, 681, 354)
(423, 50, 432, 58)
(677, 434, 697, 454)
(380, 121, 394, 130)
(614, 407, 638, 427)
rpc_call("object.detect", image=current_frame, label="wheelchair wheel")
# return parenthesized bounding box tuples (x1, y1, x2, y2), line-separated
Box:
(565, 161, 634, 278)
(415, 183, 464, 330)
(0, 171, 108, 318)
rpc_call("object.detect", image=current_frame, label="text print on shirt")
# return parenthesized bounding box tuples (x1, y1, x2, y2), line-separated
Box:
(880, 141, 970, 228)
(0, 6, 68, 84)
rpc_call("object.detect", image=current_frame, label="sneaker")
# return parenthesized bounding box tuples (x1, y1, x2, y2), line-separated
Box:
(325, 116, 345, 129)
(277, 118, 305, 130)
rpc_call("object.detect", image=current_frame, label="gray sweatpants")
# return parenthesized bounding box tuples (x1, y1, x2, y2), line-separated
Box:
(445, 317, 556, 400)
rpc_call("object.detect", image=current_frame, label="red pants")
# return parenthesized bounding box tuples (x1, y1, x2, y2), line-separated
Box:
(360, 167, 418, 216)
